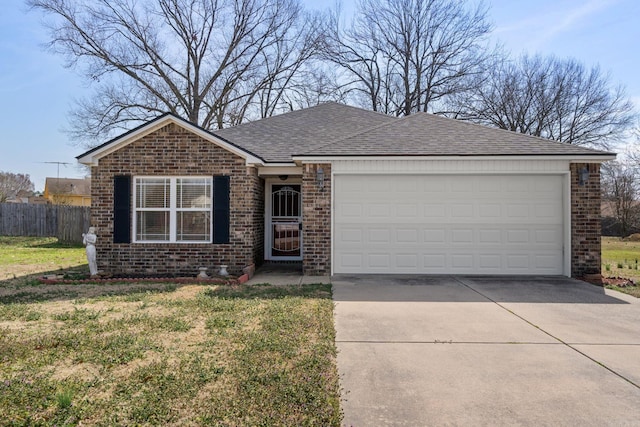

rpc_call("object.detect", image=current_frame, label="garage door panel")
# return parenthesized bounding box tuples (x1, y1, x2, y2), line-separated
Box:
(479, 254, 502, 269)
(369, 228, 390, 243)
(397, 228, 419, 243)
(506, 229, 529, 243)
(451, 204, 474, 217)
(339, 203, 362, 218)
(451, 229, 473, 243)
(396, 254, 418, 268)
(424, 204, 446, 218)
(424, 254, 446, 268)
(451, 254, 474, 268)
(340, 253, 363, 269)
(479, 204, 501, 218)
(535, 177, 560, 192)
(369, 204, 391, 217)
(535, 204, 561, 218)
(334, 174, 564, 275)
(479, 230, 501, 243)
(535, 229, 559, 243)
(368, 254, 390, 268)
(506, 204, 530, 218)
(397, 204, 419, 217)
(506, 179, 530, 192)
(424, 229, 446, 243)
(341, 228, 362, 242)
(506, 255, 530, 269)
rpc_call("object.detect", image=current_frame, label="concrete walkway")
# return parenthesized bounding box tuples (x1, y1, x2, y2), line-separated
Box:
(245, 263, 330, 286)
(332, 275, 640, 426)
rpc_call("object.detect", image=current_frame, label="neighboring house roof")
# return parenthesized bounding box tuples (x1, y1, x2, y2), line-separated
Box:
(296, 111, 614, 158)
(212, 103, 396, 163)
(45, 178, 91, 196)
(77, 102, 615, 165)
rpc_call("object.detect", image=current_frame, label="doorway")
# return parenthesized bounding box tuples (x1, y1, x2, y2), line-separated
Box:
(266, 182, 302, 261)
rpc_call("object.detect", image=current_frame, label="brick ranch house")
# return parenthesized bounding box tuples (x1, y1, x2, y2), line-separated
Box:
(77, 102, 615, 278)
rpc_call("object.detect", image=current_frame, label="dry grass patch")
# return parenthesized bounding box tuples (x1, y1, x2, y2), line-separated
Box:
(0, 237, 341, 424)
(0, 281, 340, 426)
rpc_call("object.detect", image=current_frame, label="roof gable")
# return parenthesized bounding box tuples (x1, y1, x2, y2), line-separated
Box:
(77, 113, 264, 166)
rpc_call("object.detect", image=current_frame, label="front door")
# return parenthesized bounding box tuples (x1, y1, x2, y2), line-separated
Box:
(266, 183, 302, 260)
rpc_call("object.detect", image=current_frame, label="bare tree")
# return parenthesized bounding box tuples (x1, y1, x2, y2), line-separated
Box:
(323, 0, 492, 116)
(274, 65, 353, 112)
(28, 0, 323, 146)
(0, 172, 35, 202)
(451, 54, 636, 148)
(601, 161, 640, 237)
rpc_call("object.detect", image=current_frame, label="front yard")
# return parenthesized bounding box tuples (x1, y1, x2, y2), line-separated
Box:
(0, 238, 341, 426)
(2, 234, 639, 425)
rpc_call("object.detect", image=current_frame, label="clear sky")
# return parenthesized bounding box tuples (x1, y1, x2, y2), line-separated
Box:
(1, 0, 638, 191)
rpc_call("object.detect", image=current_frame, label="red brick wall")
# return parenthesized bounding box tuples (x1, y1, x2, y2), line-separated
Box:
(571, 163, 601, 277)
(302, 163, 331, 275)
(91, 122, 264, 276)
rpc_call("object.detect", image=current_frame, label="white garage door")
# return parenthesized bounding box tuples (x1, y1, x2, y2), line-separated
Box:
(334, 174, 564, 275)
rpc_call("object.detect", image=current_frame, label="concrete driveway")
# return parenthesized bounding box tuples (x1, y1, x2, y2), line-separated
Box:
(332, 275, 640, 426)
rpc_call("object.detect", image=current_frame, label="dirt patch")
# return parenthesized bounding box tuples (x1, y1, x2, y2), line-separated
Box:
(50, 362, 102, 382)
(159, 284, 212, 301)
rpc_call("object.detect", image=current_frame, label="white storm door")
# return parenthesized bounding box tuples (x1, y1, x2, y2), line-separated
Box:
(266, 183, 303, 261)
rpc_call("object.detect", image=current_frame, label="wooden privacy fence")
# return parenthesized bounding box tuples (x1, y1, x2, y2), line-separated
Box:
(0, 203, 91, 244)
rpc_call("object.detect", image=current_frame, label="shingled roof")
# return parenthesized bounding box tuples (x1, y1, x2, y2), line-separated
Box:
(77, 102, 615, 166)
(295, 110, 614, 157)
(212, 102, 396, 162)
(216, 103, 612, 160)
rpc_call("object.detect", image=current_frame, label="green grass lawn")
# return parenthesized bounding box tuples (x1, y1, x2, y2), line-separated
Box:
(0, 237, 342, 425)
(601, 236, 640, 297)
(0, 236, 87, 280)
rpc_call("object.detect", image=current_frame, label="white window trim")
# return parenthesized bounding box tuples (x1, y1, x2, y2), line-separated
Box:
(133, 176, 213, 243)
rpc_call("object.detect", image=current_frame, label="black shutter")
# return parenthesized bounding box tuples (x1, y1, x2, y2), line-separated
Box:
(113, 175, 131, 243)
(212, 176, 230, 244)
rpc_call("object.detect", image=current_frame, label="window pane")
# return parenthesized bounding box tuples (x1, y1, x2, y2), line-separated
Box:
(137, 178, 169, 208)
(177, 178, 211, 209)
(136, 211, 169, 241)
(177, 211, 210, 241)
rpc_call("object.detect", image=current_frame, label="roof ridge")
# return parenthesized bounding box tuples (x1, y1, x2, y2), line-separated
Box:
(215, 102, 392, 132)
(294, 111, 399, 155)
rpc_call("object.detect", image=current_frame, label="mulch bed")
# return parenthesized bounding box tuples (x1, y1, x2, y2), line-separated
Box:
(601, 277, 636, 287)
(580, 274, 636, 287)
